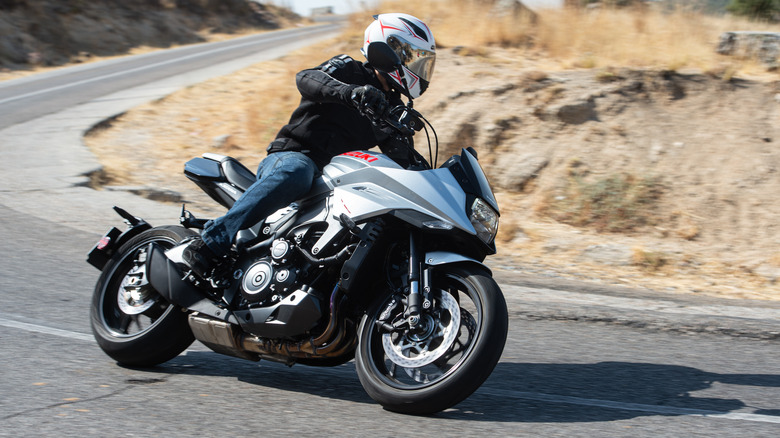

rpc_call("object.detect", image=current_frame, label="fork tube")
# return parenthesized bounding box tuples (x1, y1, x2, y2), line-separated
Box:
(407, 233, 422, 327)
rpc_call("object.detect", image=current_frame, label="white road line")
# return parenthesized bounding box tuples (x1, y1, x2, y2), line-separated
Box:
(0, 316, 93, 342)
(2, 315, 777, 425)
(0, 26, 334, 106)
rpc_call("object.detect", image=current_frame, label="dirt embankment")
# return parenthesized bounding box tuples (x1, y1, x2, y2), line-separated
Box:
(418, 52, 780, 299)
(85, 42, 780, 301)
(0, 0, 301, 69)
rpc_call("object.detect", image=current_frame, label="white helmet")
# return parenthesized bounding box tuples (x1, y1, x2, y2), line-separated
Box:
(361, 13, 436, 99)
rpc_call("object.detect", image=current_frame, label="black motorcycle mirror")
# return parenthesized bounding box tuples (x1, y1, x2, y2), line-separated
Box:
(367, 41, 401, 72)
(366, 41, 413, 103)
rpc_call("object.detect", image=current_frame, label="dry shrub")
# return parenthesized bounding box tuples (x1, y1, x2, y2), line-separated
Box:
(632, 247, 668, 271)
(675, 216, 701, 241)
(496, 217, 523, 244)
(543, 171, 664, 233)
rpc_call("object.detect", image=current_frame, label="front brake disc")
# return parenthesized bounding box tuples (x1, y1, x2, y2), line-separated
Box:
(381, 291, 461, 368)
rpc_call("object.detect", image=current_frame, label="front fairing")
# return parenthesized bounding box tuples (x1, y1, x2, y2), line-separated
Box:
(442, 149, 500, 214)
(322, 149, 499, 256)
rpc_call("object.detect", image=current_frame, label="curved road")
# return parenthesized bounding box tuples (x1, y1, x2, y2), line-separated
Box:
(0, 24, 341, 130)
(0, 24, 778, 437)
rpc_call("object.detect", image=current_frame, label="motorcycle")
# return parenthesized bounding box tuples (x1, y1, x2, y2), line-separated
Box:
(86, 42, 508, 415)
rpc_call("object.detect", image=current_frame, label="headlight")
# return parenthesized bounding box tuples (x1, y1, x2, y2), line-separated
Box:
(469, 198, 499, 244)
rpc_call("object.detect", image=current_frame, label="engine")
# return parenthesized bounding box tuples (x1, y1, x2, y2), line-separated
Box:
(238, 238, 299, 305)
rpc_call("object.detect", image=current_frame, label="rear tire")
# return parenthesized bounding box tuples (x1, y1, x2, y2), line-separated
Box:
(90, 226, 197, 367)
(355, 264, 508, 415)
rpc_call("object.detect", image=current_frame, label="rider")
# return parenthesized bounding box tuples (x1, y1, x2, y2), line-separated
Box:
(175, 13, 437, 278)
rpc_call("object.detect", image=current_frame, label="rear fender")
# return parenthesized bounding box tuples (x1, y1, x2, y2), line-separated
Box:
(86, 207, 151, 271)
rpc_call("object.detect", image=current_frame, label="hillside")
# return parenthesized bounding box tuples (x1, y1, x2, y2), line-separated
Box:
(7, 0, 776, 300)
(0, 0, 302, 70)
(84, 36, 780, 300)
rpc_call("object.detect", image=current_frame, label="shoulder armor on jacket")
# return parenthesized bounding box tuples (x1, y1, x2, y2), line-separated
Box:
(321, 54, 354, 74)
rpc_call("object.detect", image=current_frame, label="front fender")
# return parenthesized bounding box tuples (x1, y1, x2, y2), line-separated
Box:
(424, 251, 491, 275)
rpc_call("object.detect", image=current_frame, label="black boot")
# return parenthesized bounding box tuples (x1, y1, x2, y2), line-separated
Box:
(179, 238, 219, 279)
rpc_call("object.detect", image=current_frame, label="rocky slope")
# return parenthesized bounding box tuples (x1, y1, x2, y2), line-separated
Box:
(85, 43, 780, 300)
(0, 0, 300, 69)
(419, 54, 780, 298)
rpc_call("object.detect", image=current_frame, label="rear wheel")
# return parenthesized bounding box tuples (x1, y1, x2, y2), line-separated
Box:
(355, 265, 508, 415)
(90, 226, 196, 367)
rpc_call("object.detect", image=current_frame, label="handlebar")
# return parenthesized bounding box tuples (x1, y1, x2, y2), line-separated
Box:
(356, 99, 438, 170)
(381, 105, 423, 138)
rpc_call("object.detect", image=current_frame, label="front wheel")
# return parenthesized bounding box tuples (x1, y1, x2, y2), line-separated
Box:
(355, 265, 508, 415)
(90, 226, 197, 367)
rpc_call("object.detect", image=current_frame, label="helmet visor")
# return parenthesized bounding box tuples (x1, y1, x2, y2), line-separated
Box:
(387, 36, 435, 82)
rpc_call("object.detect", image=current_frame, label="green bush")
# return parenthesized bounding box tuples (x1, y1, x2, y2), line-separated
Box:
(727, 0, 780, 20)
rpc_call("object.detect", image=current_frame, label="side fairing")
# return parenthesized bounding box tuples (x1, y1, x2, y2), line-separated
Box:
(322, 151, 474, 234)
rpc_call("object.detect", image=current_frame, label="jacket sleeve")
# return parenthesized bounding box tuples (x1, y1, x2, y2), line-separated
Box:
(296, 55, 361, 106)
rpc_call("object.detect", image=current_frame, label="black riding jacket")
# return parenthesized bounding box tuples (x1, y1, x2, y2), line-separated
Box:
(267, 54, 412, 169)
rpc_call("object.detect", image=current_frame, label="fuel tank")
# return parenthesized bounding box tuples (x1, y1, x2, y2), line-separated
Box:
(322, 151, 402, 184)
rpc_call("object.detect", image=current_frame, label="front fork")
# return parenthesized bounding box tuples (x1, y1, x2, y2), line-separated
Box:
(406, 233, 432, 329)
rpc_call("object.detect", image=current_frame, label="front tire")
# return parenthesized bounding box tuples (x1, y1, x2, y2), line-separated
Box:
(90, 226, 197, 367)
(355, 265, 508, 415)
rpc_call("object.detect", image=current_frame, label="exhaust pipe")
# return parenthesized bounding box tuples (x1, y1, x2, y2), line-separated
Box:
(145, 242, 236, 322)
(187, 288, 355, 363)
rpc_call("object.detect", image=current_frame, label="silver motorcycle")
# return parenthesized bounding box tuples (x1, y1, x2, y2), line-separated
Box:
(87, 43, 508, 415)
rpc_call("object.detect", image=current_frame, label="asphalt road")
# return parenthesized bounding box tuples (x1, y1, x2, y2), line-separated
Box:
(0, 24, 777, 437)
(0, 24, 341, 130)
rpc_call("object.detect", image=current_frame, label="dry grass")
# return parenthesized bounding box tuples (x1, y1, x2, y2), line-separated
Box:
(537, 5, 778, 73)
(355, 0, 536, 48)
(83, 1, 780, 300)
(359, 0, 779, 75)
(85, 38, 352, 188)
(85, 0, 780, 180)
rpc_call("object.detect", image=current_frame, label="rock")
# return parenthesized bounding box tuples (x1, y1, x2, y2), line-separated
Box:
(495, 153, 549, 191)
(490, 0, 538, 22)
(717, 31, 780, 70)
(755, 264, 780, 284)
(543, 238, 573, 253)
(553, 98, 597, 124)
(484, 116, 520, 147)
(212, 134, 233, 149)
(580, 244, 633, 266)
(649, 141, 665, 162)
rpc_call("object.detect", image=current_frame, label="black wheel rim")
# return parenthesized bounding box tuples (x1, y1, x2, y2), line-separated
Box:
(98, 236, 177, 339)
(366, 272, 483, 390)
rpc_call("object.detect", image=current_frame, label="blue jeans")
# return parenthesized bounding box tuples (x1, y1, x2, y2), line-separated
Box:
(201, 151, 317, 257)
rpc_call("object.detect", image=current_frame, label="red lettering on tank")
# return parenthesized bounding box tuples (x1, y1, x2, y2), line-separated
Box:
(341, 151, 378, 163)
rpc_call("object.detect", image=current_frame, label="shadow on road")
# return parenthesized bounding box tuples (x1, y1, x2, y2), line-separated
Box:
(149, 353, 779, 422)
(444, 361, 780, 422)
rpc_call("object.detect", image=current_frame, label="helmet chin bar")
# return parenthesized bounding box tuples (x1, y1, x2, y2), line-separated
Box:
(398, 69, 413, 106)
(384, 68, 413, 106)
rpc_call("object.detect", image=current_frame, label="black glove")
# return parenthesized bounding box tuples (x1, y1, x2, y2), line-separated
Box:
(350, 85, 388, 119)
